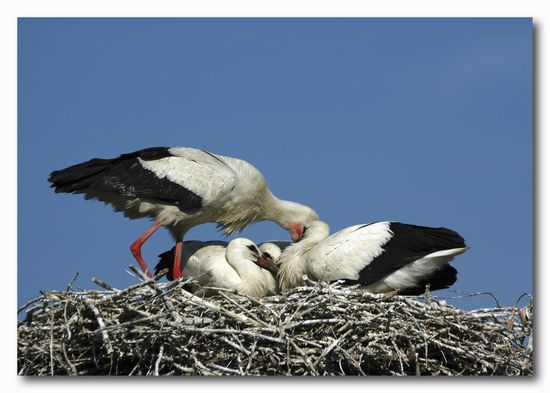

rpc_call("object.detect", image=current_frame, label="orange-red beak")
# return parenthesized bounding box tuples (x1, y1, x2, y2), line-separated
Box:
(290, 224, 303, 242)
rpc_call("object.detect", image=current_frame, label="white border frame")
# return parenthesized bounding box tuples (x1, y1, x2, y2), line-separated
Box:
(3, 1, 545, 390)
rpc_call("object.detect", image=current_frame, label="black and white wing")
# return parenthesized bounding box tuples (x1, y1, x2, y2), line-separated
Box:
(305, 222, 395, 282)
(306, 221, 467, 291)
(49, 147, 238, 211)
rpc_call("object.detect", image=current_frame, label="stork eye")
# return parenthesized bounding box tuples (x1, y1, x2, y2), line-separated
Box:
(263, 252, 272, 260)
(246, 244, 259, 255)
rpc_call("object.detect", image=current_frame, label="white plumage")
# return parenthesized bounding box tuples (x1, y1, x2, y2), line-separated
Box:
(49, 147, 318, 279)
(157, 238, 279, 299)
(305, 222, 393, 281)
(259, 242, 284, 265)
(258, 243, 283, 294)
(278, 220, 468, 295)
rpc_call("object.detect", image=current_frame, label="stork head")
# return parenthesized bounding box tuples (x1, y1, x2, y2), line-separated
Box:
(227, 238, 261, 261)
(289, 224, 304, 242)
(273, 201, 319, 242)
(259, 243, 283, 267)
(227, 238, 279, 275)
(295, 220, 330, 242)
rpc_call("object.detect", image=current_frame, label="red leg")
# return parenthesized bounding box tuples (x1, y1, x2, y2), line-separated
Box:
(130, 221, 162, 278)
(172, 241, 183, 280)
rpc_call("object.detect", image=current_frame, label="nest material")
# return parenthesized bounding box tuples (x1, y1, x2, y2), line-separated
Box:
(17, 270, 533, 376)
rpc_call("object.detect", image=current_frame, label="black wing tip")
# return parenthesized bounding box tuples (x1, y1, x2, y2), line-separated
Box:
(47, 147, 204, 210)
(389, 222, 467, 249)
(47, 146, 172, 179)
(435, 226, 466, 247)
(399, 264, 459, 296)
(120, 147, 172, 161)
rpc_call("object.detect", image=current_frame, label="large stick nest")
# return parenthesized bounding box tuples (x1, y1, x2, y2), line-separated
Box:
(18, 270, 533, 376)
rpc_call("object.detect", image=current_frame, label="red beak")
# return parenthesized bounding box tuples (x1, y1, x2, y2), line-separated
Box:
(290, 225, 303, 242)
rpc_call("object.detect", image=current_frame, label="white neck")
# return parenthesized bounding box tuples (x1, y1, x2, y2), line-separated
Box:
(277, 221, 330, 292)
(262, 192, 318, 230)
(225, 246, 269, 298)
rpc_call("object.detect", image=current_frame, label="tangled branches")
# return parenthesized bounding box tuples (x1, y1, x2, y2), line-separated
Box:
(17, 271, 533, 376)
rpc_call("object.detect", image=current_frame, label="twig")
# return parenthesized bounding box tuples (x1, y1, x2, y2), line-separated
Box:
(313, 329, 353, 368)
(92, 277, 118, 292)
(217, 291, 274, 329)
(207, 363, 243, 375)
(177, 288, 263, 328)
(220, 336, 251, 356)
(49, 309, 54, 376)
(17, 278, 533, 376)
(85, 301, 113, 354)
(289, 338, 319, 376)
(128, 265, 149, 281)
(154, 345, 164, 376)
(66, 272, 80, 291)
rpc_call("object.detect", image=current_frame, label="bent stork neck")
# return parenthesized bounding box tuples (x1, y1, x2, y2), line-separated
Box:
(225, 248, 268, 298)
(262, 192, 317, 230)
(277, 222, 329, 292)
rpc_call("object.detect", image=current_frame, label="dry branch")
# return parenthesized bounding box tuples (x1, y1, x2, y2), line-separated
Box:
(18, 275, 533, 376)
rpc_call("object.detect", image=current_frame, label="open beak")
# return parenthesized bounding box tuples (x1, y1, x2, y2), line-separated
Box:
(255, 254, 279, 275)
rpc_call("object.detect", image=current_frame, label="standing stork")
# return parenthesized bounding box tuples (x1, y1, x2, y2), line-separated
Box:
(48, 147, 318, 279)
(278, 220, 468, 295)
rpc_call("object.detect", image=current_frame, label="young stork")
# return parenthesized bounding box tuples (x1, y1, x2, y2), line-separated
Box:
(258, 242, 283, 294)
(48, 147, 318, 279)
(278, 220, 468, 295)
(155, 238, 279, 298)
(156, 240, 283, 294)
(259, 242, 284, 266)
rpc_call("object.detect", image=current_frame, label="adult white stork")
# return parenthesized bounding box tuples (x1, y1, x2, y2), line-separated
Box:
(278, 220, 468, 295)
(48, 147, 318, 279)
(155, 238, 279, 298)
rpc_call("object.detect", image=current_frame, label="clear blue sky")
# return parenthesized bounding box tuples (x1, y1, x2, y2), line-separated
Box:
(18, 18, 532, 310)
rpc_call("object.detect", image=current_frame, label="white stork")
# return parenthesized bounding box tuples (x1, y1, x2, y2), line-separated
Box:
(48, 147, 318, 279)
(156, 238, 279, 298)
(258, 242, 283, 294)
(156, 240, 283, 294)
(259, 242, 284, 266)
(278, 220, 468, 295)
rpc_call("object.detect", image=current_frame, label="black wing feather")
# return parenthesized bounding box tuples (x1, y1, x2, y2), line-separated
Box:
(156, 247, 195, 287)
(397, 264, 458, 295)
(356, 222, 466, 286)
(155, 248, 177, 281)
(48, 147, 203, 210)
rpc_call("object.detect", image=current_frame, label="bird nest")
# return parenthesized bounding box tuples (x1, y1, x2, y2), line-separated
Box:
(17, 269, 533, 376)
